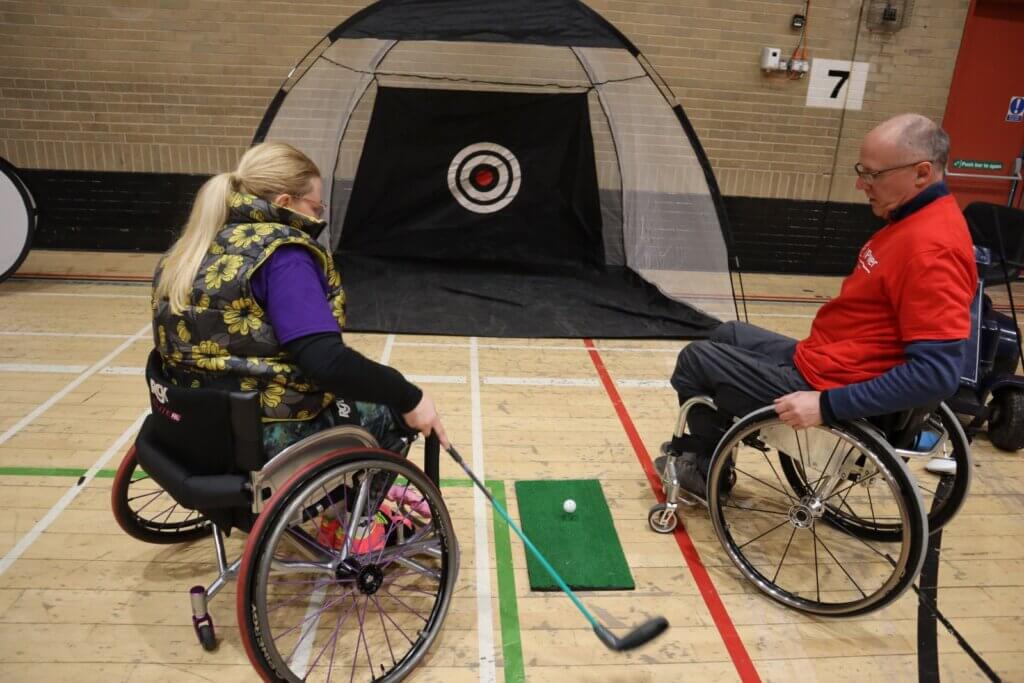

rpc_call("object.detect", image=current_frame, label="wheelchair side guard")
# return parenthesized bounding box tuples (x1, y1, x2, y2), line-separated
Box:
(252, 424, 378, 512)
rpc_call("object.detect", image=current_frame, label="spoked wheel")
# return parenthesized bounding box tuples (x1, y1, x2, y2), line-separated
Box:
(707, 408, 927, 617)
(780, 402, 971, 538)
(238, 449, 459, 683)
(111, 446, 213, 544)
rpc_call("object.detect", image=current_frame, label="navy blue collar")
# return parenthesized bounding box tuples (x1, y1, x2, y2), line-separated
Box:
(890, 181, 950, 222)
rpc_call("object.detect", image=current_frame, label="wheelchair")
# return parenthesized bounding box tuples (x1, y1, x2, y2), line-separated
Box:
(649, 393, 972, 617)
(948, 202, 1024, 451)
(111, 350, 460, 682)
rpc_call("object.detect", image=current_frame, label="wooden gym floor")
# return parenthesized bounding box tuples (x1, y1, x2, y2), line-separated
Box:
(0, 250, 1021, 682)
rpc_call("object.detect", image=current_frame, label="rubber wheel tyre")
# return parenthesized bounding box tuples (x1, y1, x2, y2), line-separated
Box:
(780, 402, 971, 538)
(237, 448, 459, 683)
(988, 387, 1024, 452)
(197, 623, 217, 651)
(648, 503, 679, 534)
(707, 407, 928, 617)
(111, 446, 213, 544)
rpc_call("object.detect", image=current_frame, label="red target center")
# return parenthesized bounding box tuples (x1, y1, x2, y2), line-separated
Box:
(473, 168, 495, 188)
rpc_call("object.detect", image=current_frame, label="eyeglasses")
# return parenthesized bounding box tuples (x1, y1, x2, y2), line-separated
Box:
(292, 194, 327, 219)
(853, 160, 931, 184)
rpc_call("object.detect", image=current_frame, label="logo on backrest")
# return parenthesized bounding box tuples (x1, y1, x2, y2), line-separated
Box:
(149, 378, 169, 404)
(336, 399, 351, 418)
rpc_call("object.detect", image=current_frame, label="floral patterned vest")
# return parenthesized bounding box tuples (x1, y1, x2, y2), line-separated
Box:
(151, 193, 346, 422)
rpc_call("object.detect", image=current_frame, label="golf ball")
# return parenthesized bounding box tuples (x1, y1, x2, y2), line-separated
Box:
(563, 499, 576, 514)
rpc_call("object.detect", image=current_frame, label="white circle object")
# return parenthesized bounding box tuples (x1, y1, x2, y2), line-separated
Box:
(0, 159, 36, 283)
(446, 142, 522, 214)
(563, 499, 576, 514)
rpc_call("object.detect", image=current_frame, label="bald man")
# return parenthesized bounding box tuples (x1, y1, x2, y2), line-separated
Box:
(658, 113, 978, 499)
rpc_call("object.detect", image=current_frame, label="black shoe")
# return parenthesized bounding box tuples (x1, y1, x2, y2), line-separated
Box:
(673, 454, 709, 501)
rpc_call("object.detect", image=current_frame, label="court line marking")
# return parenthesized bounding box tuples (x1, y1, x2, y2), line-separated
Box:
(470, 336, 497, 682)
(407, 374, 466, 384)
(0, 330, 135, 339)
(0, 410, 148, 576)
(0, 363, 88, 374)
(0, 324, 150, 448)
(484, 376, 598, 387)
(0, 362, 677, 390)
(582, 338, 762, 683)
(489, 480, 524, 683)
(10, 291, 150, 300)
(394, 341, 682, 353)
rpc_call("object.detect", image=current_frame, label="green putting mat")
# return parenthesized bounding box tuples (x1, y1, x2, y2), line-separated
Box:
(514, 479, 634, 591)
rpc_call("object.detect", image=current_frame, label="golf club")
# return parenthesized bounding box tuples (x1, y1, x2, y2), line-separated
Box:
(445, 443, 669, 651)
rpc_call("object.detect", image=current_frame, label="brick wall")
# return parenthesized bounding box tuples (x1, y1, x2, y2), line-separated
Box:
(0, 0, 969, 206)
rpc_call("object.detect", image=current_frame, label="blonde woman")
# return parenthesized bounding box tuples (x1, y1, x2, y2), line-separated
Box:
(151, 142, 447, 460)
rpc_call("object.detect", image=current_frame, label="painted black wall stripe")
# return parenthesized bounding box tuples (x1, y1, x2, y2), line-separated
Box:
(17, 169, 884, 276)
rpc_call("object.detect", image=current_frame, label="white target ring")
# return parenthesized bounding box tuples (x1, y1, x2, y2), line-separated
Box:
(447, 142, 521, 214)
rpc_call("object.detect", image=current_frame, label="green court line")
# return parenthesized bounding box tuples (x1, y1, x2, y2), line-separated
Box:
(0, 465, 525, 678)
(487, 479, 525, 683)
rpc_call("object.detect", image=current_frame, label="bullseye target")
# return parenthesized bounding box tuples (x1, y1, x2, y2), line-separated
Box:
(447, 142, 521, 214)
(0, 157, 36, 283)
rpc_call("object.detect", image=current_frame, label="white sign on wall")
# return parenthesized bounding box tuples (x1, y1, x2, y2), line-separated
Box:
(806, 59, 870, 110)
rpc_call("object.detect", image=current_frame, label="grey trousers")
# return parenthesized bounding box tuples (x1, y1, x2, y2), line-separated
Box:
(669, 322, 812, 471)
(670, 321, 812, 413)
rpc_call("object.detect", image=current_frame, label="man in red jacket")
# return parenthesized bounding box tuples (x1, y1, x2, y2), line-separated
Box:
(659, 113, 978, 498)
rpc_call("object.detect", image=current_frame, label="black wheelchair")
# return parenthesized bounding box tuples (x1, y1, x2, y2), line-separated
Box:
(111, 350, 459, 682)
(949, 202, 1024, 451)
(650, 392, 972, 617)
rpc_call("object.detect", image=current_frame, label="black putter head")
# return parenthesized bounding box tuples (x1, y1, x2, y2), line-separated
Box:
(594, 617, 669, 651)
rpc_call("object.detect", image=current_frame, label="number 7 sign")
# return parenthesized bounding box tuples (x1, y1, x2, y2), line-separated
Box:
(806, 59, 870, 110)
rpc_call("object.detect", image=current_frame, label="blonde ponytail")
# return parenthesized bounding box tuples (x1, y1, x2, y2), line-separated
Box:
(154, 143, 321, 314)
(155, 172, 233, 313)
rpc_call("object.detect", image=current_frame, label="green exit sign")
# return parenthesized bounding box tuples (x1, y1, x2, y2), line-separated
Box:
(953, 159, 1004, 171)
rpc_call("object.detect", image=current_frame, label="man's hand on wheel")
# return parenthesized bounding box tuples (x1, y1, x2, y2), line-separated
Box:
(403, 393, 450, 448)
(774, 391, 823, 429)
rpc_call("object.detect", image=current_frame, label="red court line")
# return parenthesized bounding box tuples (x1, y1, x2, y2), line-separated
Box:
(583, 338, 761, 683)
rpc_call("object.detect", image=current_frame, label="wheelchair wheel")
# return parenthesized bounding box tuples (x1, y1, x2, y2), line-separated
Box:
(780, 403, 971, 538)
(988, 387, 1024, 452)
(238, 449, 458, 683)
(111, 446, 213, 544)
(707, 408, 927, 617)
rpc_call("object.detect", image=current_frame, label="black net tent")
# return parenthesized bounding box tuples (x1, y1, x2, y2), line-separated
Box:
(255, 0, 737, 338)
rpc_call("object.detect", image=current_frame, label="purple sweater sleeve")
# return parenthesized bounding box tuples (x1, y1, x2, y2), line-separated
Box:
(250, 246, 341, 344)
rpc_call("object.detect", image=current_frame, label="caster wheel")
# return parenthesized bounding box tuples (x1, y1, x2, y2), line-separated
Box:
(197, 622, 217, 651)
(648, 503, 678, 534)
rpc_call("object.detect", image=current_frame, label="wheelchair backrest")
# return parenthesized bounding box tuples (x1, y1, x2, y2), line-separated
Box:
(965, 202, 1024, 287)
(144, 348, 265, 476)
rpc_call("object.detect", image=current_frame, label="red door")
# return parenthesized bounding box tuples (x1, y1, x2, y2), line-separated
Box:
(942, 0, 1024, 209)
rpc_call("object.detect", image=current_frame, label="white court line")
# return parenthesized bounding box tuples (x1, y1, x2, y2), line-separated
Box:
(0, 330, 134, 339)
(394, 341, 680, 353)
(100, 366, 144, 376)
(0, 363, 88, 374)
(484, 376, 598, 387)
(380, 333, 395, 365)
(470, 337, 497, 682)
(13, 291, 149, 300)
(0, 410, 148, 576)
(748, 313, 816, 319)
(616, 378, 672, 389)
(406, 374, 466, 384)
(0, 323, 150, 448)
